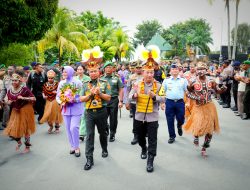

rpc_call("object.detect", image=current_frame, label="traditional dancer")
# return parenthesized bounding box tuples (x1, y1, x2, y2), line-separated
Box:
(129, 45, 165, 172)
(183, 62, 226, 157)
(56, 66, 83, 157)
(4, 70, 36, 153)
(40, 70, 63, 133)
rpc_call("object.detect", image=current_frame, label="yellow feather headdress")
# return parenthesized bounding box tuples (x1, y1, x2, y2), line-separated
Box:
(81, 46, 103, 70)
(138, 45, 160, 70)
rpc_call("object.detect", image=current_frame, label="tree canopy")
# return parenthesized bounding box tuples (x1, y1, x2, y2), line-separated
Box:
(232, 23, 250, 54)
(78, 11, 119, 31)
(0, 43, 34, 66)
(134, 20, 163, 46)
(162, 18, 213, 57)
(0, 0, 58, 48)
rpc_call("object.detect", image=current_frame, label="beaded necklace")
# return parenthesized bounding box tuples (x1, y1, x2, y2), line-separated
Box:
(10, 85, 23, 95)
(140, 79, 157, 94)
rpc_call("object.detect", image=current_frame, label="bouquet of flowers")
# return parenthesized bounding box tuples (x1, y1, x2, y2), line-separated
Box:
(59, 83, 80, 105)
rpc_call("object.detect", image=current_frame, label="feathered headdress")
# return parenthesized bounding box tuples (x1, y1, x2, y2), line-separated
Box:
(138, 45, 160, 70)
(81, 46, 103, 70)
(12, 73, 22, 81)
(197, 62, 207, 69)
(47, 70, 56, 78)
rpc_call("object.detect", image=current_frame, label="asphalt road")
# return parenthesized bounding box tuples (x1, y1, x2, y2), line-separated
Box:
(0, 101, 249, 190)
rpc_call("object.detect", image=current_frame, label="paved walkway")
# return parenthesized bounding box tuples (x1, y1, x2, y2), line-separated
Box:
(0, 101, 249, 190)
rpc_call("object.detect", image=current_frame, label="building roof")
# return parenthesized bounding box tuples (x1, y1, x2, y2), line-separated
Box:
(146, 33, 172, 51)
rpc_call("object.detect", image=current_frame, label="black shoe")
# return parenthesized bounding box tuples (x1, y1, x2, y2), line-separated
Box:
(129, 113, 133, 118)
(131, 134, 138, 145)
(222, 105, 230, 108)
(79, 135, 85, 142)
(231, 107, 238, 111)
(109, 134, 115, 142)
(177, 128, 183, 136)
(102, 150, 108, 158)
(241, 113, 248, 120)
(69, 150, 75, 154)
(84, 157, 94, 170)
(146, 154, 154, 173)
(141, 147, 147, 159)
(75, 151, 81, 157)
(168, 138, 175, 144)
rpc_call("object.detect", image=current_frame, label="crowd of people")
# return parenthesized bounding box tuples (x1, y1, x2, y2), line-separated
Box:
(0, 45, 249, 173)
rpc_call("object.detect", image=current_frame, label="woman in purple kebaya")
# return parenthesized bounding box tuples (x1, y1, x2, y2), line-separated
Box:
(56, 66, 83, 157)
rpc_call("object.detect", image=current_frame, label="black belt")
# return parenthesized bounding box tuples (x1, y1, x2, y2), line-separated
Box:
(167, 98, 183, 102)
(86, 107, 105, 112)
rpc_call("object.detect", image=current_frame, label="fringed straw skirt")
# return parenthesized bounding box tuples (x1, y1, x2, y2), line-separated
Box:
(4, 103, 36, 138)
(39, 99, 63, 125)
(183, 101, 220, 137)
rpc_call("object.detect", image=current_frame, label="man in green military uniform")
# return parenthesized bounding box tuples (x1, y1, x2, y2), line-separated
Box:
(80, 47, 111, 170)
(101, 61, 124, 142)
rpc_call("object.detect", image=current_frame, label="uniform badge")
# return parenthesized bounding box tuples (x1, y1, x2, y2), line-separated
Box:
(107, 83, 111, 90)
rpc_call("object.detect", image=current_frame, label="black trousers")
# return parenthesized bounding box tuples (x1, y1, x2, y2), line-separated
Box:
(224, 84, 232, 106)
(106, 97, 119, 135)
(34, 95, 45, 121)
(219, 84, 226, 103)
(135, 119, 158, 156)
(130, 103, 137, 134)
(233, 89, 238, 108)
(85, 107, 108, 158)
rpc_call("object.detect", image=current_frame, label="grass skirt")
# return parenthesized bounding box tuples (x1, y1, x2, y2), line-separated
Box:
(183, 101, 220, 137)
(39, 99, 63, 125)
(4, 103, 36, 138)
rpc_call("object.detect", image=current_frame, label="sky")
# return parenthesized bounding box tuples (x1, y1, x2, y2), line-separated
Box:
(59, 0, 250, 51)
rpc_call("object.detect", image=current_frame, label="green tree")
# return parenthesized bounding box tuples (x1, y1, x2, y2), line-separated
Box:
(162, 19, 213, 57)
(0, 0, 58, 48)
(134, 20, 163, 46)
(162, 23, 186, 56)
(232, 23, 250, 53)
(111, 28, 134, 62)
(184, 19, 213, 55)
(0, 43, 34, 66)
(78, 11, 132, 62)
(37, 8, 89, 65)
(78, 11, 119, 31)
